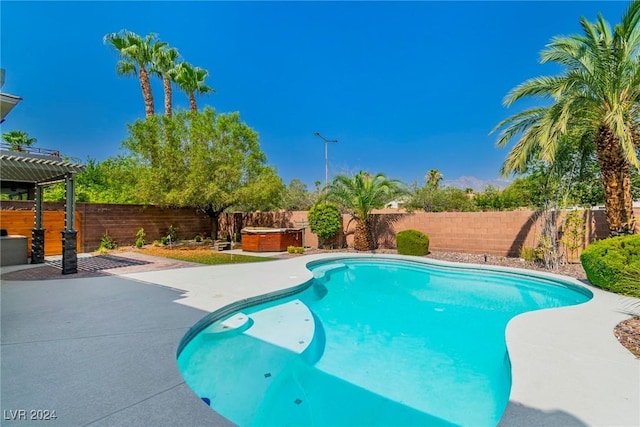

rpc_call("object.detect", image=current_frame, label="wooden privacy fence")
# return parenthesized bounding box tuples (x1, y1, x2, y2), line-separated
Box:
(0, 201, 211, 255)
(0, 210, 82, 256)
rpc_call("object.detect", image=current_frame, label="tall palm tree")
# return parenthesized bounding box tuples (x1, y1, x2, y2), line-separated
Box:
(173, 62, 215, 113)
(104, 30, 167, 118)
(426, 169, 443, 189)
(492, 1, 640, 236)
(326, 171, 406, 251)
(151, 47, 180, 117)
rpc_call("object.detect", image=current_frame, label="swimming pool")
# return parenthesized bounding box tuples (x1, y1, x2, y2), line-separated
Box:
(177, 257, 592, 426)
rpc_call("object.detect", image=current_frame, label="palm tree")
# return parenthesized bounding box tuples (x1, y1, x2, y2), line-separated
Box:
(173, 62, 215, 113)
(104, 30, 167, 118)
(2, 130, 36, 151)
(151, 47, 180, 117)
(492, 1, 640, 236)
(426, 169, 443, 189)
(326, 171, 406, 251)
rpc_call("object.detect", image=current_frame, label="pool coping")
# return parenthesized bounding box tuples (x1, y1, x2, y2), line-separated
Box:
(119, 252, 640, 426)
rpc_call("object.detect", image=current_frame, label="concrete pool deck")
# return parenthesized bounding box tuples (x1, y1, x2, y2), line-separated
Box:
(1, 252, 639, 426)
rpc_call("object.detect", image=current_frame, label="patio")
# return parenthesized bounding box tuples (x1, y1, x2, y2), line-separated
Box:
(1, 253, 638, 426)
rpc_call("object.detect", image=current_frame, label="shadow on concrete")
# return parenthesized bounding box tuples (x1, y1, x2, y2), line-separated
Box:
(499, 401, 588, 427)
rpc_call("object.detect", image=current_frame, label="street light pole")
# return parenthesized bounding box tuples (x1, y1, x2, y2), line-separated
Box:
(314, 132, 337, 188)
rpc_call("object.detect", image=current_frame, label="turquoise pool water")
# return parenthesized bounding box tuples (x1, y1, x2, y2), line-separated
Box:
(177, 258, 592, 426)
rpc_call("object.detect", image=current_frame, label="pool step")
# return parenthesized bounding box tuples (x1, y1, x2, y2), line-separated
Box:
(202, 313, 253, 338)
(312, 263, 347, 280)
(244, 300, 315, 354)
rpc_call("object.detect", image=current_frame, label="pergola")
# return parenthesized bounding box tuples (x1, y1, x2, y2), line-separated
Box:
(0, 147, 85, 274)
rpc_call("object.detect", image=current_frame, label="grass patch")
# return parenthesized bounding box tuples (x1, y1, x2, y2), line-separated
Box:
(135, 247, 275, 265)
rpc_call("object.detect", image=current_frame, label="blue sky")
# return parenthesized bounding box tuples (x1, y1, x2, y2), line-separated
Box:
(0, 1, 630, 190)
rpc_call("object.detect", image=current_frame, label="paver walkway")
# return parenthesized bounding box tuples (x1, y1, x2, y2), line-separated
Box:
(0, 252, 201, 281)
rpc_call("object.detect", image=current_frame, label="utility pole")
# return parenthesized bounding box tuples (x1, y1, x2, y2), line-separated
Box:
(314, 132, 337, 188)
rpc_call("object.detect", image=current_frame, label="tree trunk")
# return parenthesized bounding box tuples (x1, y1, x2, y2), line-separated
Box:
(189, 93, 197, 114)
(204, 205, 225, 240)
(353, 218, 376, 251)
(139, 66, 155, 118)
(163, 75, 172, 118)
(540, 207, 559, 270)
(595, 126, 636, 236)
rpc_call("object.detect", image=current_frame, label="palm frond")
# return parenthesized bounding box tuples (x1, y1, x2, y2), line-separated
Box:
(326, 171, 405, 221)
(491, 107, 547, 146)
(115, 61, 137, 77)
(503, 76, 567, 106)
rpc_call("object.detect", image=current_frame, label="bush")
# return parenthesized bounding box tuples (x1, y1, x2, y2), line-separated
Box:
(520, 246, 540, 262)
(580, 235, 640, 297)
(308, 204, 342, 247)
(135, 228, 146, 249)
(287, 246, 305, 254)
(99, 232, 117, 250)
(194, 235, 202, 242)
(166, 225, 178, 242)
(396, 229, 429, 256)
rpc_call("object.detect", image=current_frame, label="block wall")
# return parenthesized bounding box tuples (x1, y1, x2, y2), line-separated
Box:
(1, 201, 638, 257)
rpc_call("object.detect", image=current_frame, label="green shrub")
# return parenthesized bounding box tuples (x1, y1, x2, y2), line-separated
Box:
(308, 204, 342, 247)
(166, 225, 178, 242)
(617, 262, 640, 297)
(580, 235, 640, 297)
(520, 246, 540, 262)
(194, 235, 202, 242)
(161, 236, 169, 245)
(287, 246, 305, 254)
(135, 228, 146, 249)
(99, 232, 117, 250)
(396, 229, 429, 256)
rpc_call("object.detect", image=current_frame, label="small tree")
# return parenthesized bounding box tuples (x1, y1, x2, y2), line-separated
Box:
(561, 210, 586, 263)
(281, 179, 315, 211)
(308, 204, 342, 248)
(135, 228, 146, 248)
(326, 171, 406, 251)
(122, 107, 283, 239)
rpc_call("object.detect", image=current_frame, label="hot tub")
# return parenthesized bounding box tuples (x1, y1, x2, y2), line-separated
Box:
(240, 227, 303, 252)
